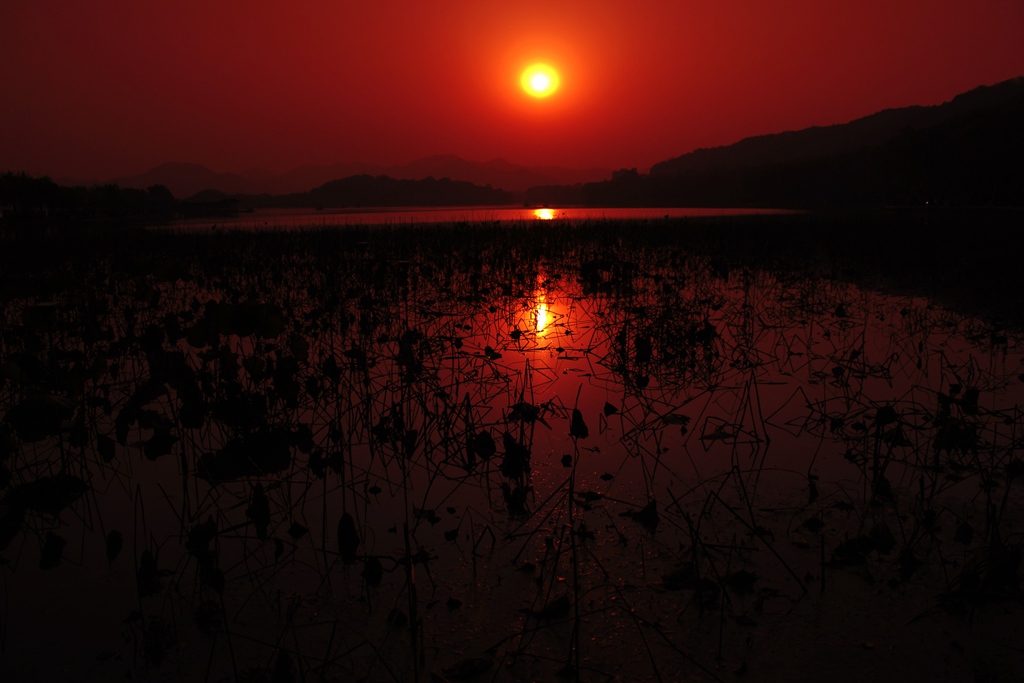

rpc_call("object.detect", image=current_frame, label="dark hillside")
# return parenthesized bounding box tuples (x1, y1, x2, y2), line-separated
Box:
(573, 79, 1024, 208)
(650, 77, 1024, 177)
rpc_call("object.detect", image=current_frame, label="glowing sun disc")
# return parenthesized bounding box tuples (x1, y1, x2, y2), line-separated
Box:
(521, 64, 559, 98)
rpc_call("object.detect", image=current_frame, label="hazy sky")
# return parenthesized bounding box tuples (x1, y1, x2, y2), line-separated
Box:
(2, 0, 1023, 179)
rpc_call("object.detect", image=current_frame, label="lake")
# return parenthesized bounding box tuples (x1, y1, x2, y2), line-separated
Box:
(1, 217, 1021, 682)
(166, 205, 797, 230)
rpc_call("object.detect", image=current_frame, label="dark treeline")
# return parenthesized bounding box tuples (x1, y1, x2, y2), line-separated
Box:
(0, 173, 180, 225)
(1, 173, 517, 227)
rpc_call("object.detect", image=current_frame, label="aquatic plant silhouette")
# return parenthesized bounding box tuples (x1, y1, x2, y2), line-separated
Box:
(0, 218, 1022, 681)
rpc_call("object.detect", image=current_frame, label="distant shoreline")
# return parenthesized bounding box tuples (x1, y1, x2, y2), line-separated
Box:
(3, 208, 1023, 326)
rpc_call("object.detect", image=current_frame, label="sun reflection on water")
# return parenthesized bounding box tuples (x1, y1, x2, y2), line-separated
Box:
(533, 208, 555, 220)
(535, 300, 549, 334)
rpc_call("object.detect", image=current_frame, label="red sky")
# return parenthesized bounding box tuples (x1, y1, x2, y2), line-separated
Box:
(2, 0, 1023, 180)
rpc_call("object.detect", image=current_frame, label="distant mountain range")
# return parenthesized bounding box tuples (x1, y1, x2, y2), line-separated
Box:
(61, 156, 611, 198)
(45, 76, 1024, 208)
(245, 175, 515, 209)
(650, 77, 1024, 177)
(527, 76, 1024, 207)
(0, 171, 515, 225)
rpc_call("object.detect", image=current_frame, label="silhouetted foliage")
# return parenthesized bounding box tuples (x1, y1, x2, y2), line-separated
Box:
(0, 173, 179, 226)
(2, 214, 1023, 681)
(0, 172, 516, 230)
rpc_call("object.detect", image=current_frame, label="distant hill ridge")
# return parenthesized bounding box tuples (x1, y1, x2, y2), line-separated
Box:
(248, 174, 514, 209)
(651, 77, 1024, 176)
(51, 77, 1024, 207)
(73, 156, 611, 198)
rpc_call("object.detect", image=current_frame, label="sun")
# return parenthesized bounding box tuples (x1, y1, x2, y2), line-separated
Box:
(521, 63, 560, 98)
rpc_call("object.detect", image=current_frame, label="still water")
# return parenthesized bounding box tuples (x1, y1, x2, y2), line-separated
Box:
(1, 223, 1021, 681)
(168, 205, 795, 229)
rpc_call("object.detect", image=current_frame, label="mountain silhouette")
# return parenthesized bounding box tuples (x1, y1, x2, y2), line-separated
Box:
(98, 163, 258, 198)
(220, 175, 514, 209)
(533, 77, 1024, 208)
(385, 155, 609, 193)
(0, 171, 516, 224)
(651, 77, 1024, 177)
(43, 77, 1024, 208)
(66, 157, 610, 198)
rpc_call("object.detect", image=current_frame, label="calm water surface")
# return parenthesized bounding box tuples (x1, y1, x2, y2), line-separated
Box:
(2, 225, 1021, 681)
(168, 206, 796, 229)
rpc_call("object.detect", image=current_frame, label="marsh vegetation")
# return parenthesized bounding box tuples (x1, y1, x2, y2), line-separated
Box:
(1, 215, 1022, 682)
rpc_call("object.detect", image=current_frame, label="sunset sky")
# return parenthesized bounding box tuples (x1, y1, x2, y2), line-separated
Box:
(2, 0, 1023, 180)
